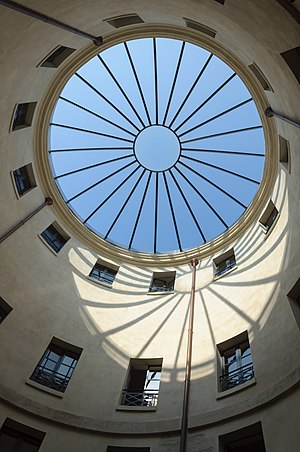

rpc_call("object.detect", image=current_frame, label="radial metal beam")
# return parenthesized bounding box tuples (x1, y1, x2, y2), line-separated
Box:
(174, 165, 229, 228)
(179, 98, 253, 138)
(84, 165, 140, 223)
(153, 38, 159, 124)
(181, 154, 260, 184)
(182, 148, 264, 157)
(59, 96, 136, 137)
(162, 41, 186, 125)
(97, 54, 145, 128)
(163, 172, 183, 252)
(175, 73, 237, 133)
(75, 73, 140, 132)
(169, 170, 206, 242)
(169, 53, 213, 128)
(50, 122, 134, 143)
(181, 125, 262, 144)
(124, 42, 152, 126)
(66, 159, 136, 203)
(50, 147, 133, 153)
(104, 169, 147, 239)
(128, 172, 152, 250)
(178, 161, 247, 209)
(54, 153, 134, 180)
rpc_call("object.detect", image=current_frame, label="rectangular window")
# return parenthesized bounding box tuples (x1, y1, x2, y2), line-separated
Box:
(11, 102, 37, 131)
(89, 261, 118, 285)
(217, 331, 254, 392)
(213, 249, 236, 278)
(248, 63, 273, 91)
(259, 201, 279, 234)
(0, 297, 13, 324)
(287, 277, 300, 330)
(0, 418, 45, 452)
(281, 46, 300, 84)
(149, 271, 176, 293)
(12, 163, 36, 197)
(219, 422, 266, 452)
(40, 45, 75, 68)
(30, 337, 82, 393)
(121, 359, 163, 407)
(40, 222, 69, 253)
(184, 18, 216, 38)
(279, 135, 290, 172)
(104, 14, 144, 28)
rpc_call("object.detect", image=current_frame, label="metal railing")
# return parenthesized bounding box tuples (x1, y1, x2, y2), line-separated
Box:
(215, 260, 236, 277)
(31, 368, 70, 392)
(121, 389, 159, 407)
(220, 362, 254, 391)
(149, 281, 175, 292)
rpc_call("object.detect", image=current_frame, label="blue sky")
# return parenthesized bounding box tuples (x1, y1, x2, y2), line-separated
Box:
(49, 37, 265, 253)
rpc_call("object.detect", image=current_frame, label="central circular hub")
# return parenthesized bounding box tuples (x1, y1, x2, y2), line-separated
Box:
(134, 125, 180, 171)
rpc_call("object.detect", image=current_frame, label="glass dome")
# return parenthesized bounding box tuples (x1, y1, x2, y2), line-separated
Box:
(49, 37, 265, 254)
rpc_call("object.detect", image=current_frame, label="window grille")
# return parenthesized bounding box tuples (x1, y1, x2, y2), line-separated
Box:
(121, 360, 162, 407)
(149, 272, 175, 292)
(40, 224, 68, 253)
(30, 339, 82, 393)
(0, 418, 45, 451)
(89, 263, 118, 285)
(214, 250, 236, 277)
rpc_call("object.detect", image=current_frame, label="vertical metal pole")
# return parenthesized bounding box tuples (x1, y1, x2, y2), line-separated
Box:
(180, 257, 199, 452)
(0, 197, 53, 244)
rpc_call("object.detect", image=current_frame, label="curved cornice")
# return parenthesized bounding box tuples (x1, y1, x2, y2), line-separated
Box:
(0, 367, 298, 435)
(34, 24, 278, 266)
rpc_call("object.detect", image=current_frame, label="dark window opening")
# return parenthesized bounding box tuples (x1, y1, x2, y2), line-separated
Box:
(0, 418, 45, 452)
(89, 262, 118, 285)
(121, 359, 162, 407)
(0, 297, 13, 324)
(248, 63, 273, 91)
(40, 45, 75, 68)
(184, 18, 216, 37)
(40, 223, 69, 253)
(259, 201, 279, 233)
(12, 163, 36, 196)
(214, 250, 236, 278)
(217, 332, 254, 392)
(214, 0, 225, 4)
(219, 422, 266, 452)
(107, 448, 150, 452)
(149, 271, 176, 293)
(104, 14, 144, 28)
(287, 277, 300, 329)
(279, 135, 290, 171)
(12, 102, 37, 131)
(30, 337, 82, 393)
(281, 46, 300, 84)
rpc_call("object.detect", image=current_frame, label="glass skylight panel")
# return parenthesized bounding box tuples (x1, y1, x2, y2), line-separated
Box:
(49, 37, 265, 254)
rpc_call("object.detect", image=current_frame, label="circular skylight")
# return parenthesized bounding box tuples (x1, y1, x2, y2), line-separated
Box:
(49, 37, 265, 254)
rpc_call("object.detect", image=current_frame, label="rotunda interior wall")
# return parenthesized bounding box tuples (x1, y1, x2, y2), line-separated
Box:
(0, 0, 299, 444)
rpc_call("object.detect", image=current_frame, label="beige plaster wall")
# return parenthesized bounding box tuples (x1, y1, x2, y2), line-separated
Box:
(0, 0, 300, 451)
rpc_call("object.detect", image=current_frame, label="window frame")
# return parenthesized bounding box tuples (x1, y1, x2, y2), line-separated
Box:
(213, 249, 236, 279)
(88, 261, 118, 286)
(40, 222, 69, 254)
(11, 163, 37, 198)
(149, 271, 176, 293)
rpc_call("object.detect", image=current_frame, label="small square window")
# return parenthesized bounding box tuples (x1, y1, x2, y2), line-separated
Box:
(149, 271, 176, 293)
(0, 418, 45, 451)
(12, 163, 36, 197)
(219, 422, 266, 452)
(121, 359, 162, 407)
(259, 201, 279, 234)
(11, 102, 37, 131)
(40, 222, 69, 253)
(89, 261, 118, 285)
(217, 331, 254, 392)
(213, 249, 236, 278)
(40, 45, 75, 68)
(104, 14, 144, 28)
(0, 297, 13, 324)
(30, 337, 82, 393)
